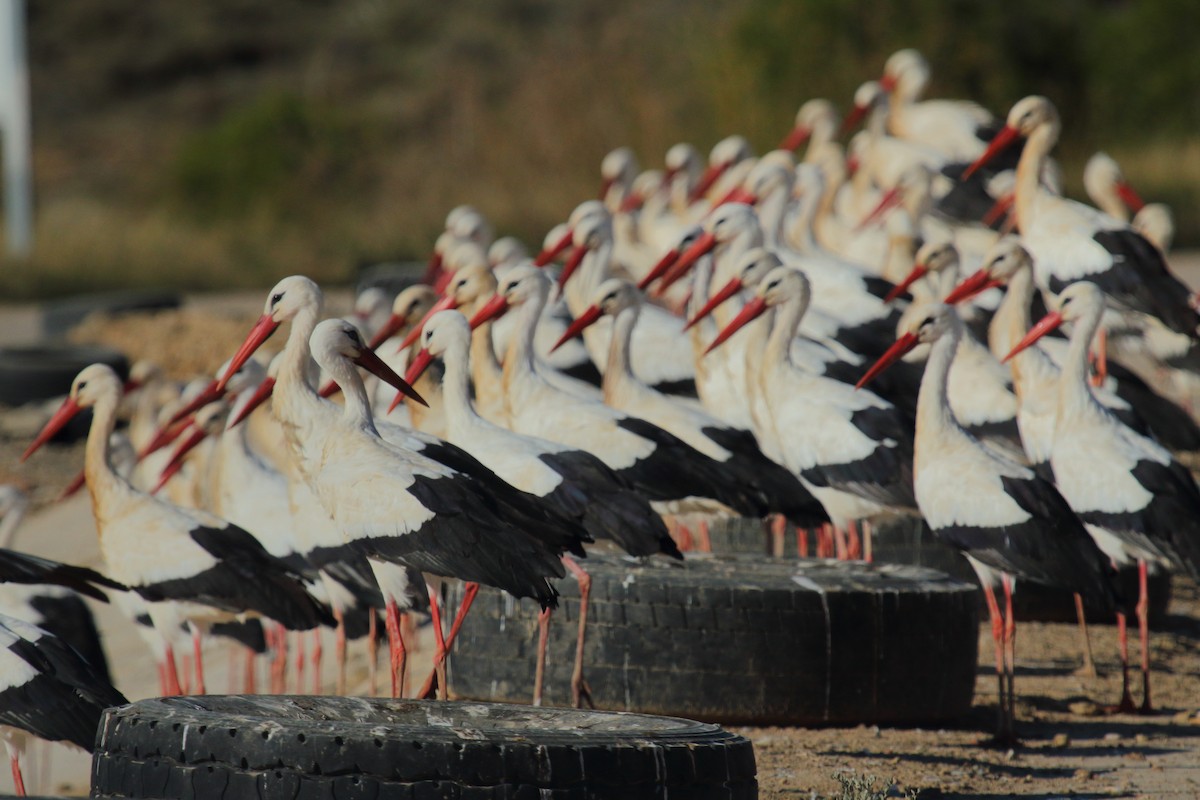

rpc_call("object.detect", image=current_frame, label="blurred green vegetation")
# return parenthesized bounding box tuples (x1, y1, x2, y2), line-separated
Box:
(4, 0, 1197, 297)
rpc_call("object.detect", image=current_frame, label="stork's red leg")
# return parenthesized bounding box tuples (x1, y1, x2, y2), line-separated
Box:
(1137, 560, 1153, 714)
(244, 647, 257, 694)
(981, 583, 1006, 738)
(164, 644, 183, 697)
(311, 629, 323, 695)
(417, 586, 450, 700)
(10, 753, 24, 797)
(419, 582, 480, 700)
(533, 607, 551, 707)
(367, 609, 379, 697)
(385, 598, 405, 699)
(696, 520, 712, 553)
(1072, 593, 1097, 678)
(562, 556, 594, 708)
(847, 519, 862, 560)
(192, 628, 207, 695)
(333, 607, 347, 696)
(862, 519, 873, 563)
(294, 632, 306, 694)
(1113, 611, 1136, 713)
(1001, 575, 1017, 738)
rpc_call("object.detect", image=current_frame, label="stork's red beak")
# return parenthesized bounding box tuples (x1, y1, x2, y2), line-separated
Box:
(227, 377, 275, 430)
(598, 176, 614, 201)
(351, 346, 427, 408)
(982, 193, 1015, 227)
(167, 380, 225, 426)
(884, 265, 927, 303)
(551, 304, 602, 353)
(638, 246, 682, 290)
(618, 191, 645, 213)
(368, 313, 406, 351)
(421, 252, 444, 286)
(398, 295, 459, 353)
(856, 332, 918, 389)
(1115, 180, 1146, 214)
(943, 268, 1003, 305)
(22, 397, 82, 462)
(402, 347, 434, 392)
(963, 124, 1020, 179)
(857, 187, 902, 231)
(689, 162, 727, 204)
(57, 471, 86, 501)
(840, 103, 868, 136)
(155, 428, 208, 494)
(534, 228, 574, 267)
(685, 277, 743, 330)
(779, 125, 811, 152)
(468, 294, 509, 329)
(880, 74, 898, 93)
(704, 296, 768, 355)
(654, 231, 717, 297)
(137, 417, 191, 461)
(713, 186, 757, 208)
(218, 314, 280, 392)
(1004, 311, 1064, 362)
(558, 244, 588, 290)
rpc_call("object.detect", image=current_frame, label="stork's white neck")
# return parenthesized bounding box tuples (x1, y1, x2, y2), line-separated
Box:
(276, 303, 324, 424)
(602, 304, 640, 405)
(1014, 122, 1059, 231)
(1058, 305, 1105, 421)
(501, 285, 551, 415)
(787, 182, 820, 254)
(84, 390, 128, 514)
(756, 182, 790, 250)
(765, 294, 806, 372)
(915, 320, 964, 460)
(436, 334, 478, 440)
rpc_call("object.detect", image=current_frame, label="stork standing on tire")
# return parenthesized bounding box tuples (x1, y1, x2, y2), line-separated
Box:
(405, 309, 681, 707)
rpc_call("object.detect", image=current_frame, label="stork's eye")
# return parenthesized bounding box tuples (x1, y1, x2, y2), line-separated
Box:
(271, 292, 284, 306)
(77, 381, 88, 392)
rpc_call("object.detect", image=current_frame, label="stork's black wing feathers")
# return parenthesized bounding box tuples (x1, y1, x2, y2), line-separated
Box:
(134, 523, 335, 630)
(28, 591, 112, 684)
(1054, 230, 1200, 338)
(538, 450, 681, 558)
(700, 426, 829, 526)
(936, 475, 1119, 609)
(0, 625, 127, 750)
(0, 548, 124, 602)
(615, 416, 768, 516)
(352, 474, 565, 610)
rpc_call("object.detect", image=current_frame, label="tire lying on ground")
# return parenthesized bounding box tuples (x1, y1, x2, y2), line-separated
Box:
(706, 514, 1173, 627)
(40, 290, 181, 339)
(447, 553, 979, 726)
(0, 344, 128, 408)
(90, 695, 757, 799)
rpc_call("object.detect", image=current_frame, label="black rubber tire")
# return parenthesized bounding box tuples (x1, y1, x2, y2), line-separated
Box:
(90, 695, 757, 799)
(707, 514, 1173, 627)
(447, 553, 979, 726)
(0, 344, 128, 410)
(41, 290, 181, 339)
(355, 261, 424, 299)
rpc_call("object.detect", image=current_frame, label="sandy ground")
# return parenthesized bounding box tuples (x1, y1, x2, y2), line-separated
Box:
(0, 256, 1198, 798)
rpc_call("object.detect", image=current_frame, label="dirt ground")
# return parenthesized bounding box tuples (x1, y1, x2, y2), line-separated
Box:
(741, 577, 1200, 799)
(2, 298, 1200, 799)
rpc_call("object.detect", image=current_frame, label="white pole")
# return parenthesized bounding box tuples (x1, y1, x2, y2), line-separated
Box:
(0, 0, 31, 257)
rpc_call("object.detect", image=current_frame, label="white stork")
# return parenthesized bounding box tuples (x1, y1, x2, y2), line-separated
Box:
(858, 302, 1118, 744)
(1005, 281, 1200, 713)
